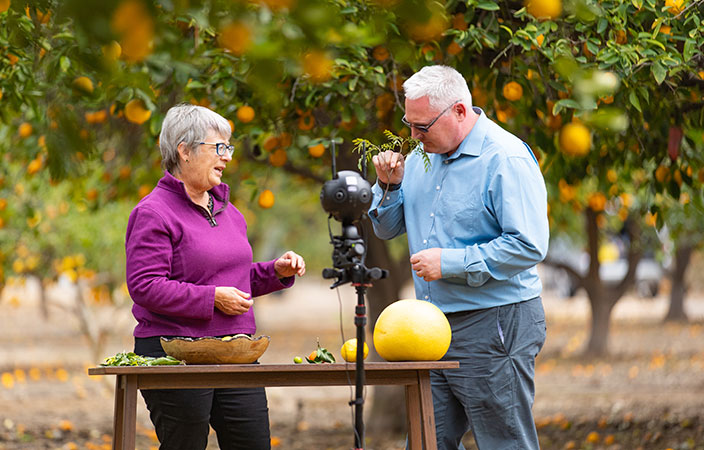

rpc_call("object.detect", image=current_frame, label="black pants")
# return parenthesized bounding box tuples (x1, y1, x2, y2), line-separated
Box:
(135, 337, 271, 450)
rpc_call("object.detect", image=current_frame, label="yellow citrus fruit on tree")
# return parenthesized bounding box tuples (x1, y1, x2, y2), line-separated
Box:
(559, 123, 591, 157)
(124, 99, 152, 124)
(236, 105, 255, 123)
(308, 143, 325, 158)
(102, 41, 122, 62)
(18, 122, 33, 138)
(340, 338, 369, 363)
(525, 0, 562, 19)
(258, 189, 275, 209)
(373, 299, 451, 361)
(665, 0, 684, 14)
(72, 76, 94, 94)
(502, 81, 523, 101)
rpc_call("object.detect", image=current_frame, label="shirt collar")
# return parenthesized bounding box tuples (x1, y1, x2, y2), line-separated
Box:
(160, 170, 230, 206)
(448, 107, 487, 160)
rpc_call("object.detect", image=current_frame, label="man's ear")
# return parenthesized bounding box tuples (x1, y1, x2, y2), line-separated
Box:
(455, 102, 468, 121)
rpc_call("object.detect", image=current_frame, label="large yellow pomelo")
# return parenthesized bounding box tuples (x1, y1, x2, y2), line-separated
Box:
(373, 299, 451, 361)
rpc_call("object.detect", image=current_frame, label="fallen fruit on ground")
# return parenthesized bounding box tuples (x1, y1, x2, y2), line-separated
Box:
(340, 338, 369, 363)
(373, 299, 451, 361)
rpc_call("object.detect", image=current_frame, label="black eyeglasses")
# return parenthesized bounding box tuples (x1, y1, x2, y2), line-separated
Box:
(402, 100, 460, 133)
(199, 142, 235, 157)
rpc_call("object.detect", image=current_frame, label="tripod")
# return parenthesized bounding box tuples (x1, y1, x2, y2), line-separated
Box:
(322, 223, 387, 450)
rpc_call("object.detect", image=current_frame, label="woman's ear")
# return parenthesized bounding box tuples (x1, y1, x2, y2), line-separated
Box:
(177, 142, 190, 163)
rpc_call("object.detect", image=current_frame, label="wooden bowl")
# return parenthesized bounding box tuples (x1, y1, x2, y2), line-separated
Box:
(160, 335, 270, 364)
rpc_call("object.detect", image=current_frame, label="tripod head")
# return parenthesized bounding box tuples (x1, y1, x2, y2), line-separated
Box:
(320, 142, 387, 288)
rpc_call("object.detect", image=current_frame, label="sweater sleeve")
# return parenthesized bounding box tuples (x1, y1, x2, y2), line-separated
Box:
(250, 259, 294, 297)
(125, 206, 215, 320)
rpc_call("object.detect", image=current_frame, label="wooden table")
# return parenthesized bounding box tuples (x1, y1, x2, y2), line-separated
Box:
(89, 361, 459, 450)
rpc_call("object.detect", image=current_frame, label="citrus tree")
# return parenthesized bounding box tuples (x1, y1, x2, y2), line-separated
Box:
(2, 0, 704, 432)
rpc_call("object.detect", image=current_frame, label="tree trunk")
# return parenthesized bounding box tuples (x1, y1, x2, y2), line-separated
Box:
(584, 287, 616, 357)
(664, 242, 694, 323)
(38, 277, 50, 320)
(362, 219, 412, 435)
(581, 210, 641, 357)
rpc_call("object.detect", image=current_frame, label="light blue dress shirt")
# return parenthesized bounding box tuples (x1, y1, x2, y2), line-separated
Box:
(369, 108, 549, 312)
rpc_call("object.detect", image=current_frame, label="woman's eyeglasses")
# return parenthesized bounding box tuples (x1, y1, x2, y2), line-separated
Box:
(199, 142, 235, 157)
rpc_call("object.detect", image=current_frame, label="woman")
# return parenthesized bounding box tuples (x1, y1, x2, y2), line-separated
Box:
(125, 103, 305, 450)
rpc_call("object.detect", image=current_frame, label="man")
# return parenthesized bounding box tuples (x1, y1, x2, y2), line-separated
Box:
(369, 65, 549, 449)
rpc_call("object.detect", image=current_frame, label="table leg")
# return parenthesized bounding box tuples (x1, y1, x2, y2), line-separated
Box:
(112, 376, 125, 450)
(418, 370, 437, 450)
(405, 383, 422, 449)
(122, 375, 138, 450)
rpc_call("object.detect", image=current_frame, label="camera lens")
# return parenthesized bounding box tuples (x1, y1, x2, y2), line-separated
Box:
(334, 189, 347, 202)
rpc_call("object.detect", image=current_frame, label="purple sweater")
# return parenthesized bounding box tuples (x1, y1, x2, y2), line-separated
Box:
(125, 171, 293, 338)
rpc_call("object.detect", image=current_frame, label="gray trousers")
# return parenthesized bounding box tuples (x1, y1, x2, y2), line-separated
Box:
(431, 298, 546, 450)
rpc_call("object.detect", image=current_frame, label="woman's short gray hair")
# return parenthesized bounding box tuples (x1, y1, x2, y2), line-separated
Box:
(403, 65, 473, 111)
(159, 103, 232, 174)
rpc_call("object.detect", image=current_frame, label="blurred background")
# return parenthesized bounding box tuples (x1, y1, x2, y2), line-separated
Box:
(1, 0, 704, 448)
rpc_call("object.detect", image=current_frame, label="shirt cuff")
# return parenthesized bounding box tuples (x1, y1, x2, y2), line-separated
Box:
(373, 182, 402, 205)
(441, 249, 466, 278)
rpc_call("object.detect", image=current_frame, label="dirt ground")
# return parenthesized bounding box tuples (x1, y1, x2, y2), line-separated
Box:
(0, 278, 703, 450)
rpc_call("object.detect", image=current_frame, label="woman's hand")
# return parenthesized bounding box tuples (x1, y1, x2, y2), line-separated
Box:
(214, 286, 253, 315)
(275, 251, 306, 279)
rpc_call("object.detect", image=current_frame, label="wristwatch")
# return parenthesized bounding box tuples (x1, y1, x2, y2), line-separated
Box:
(378, 180, 401, 191)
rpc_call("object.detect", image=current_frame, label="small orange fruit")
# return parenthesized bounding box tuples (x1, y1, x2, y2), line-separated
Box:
(269, 149, 287, 167)
(559, 123, 591, 156)
(340, 338, 369, 363)
(258, 189, 275, 209)
(502, 81, 523, 101)
(124, 99, 151, 124)
(236, 105, 255, 123)
(308, 143, 325, 158)
(525, 0, 562, 19)
(18, 122, 33, 138)
(72, 76, 94, 94)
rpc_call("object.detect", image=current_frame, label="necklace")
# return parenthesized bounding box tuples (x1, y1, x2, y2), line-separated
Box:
(207, 192, 214, 215)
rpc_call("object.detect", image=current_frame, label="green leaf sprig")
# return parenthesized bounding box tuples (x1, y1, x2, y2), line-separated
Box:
(101, 352, 184, 366)
(352, 130, 429, 173)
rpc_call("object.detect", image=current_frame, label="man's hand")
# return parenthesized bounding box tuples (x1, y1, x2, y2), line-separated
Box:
(214, 287, 253, 315)
(274, 251, 306, 279)
(372, 150, 405, 185)
(410, 248, 442, 282)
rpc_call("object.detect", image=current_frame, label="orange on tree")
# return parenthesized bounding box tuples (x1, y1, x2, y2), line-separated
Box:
(372, 45, 389, 61)
(102, 40, 122, 61)
(340, 338, 369, 363)
(18, 122, 32, 138)
(587, 192, 607, 212)
(297, 113, 315, 131)
(665, 0, 684, 14)
(373, 299, 451, 361)
(302, 50, 333, 83)
(257, 189, 275, 209)
(218, 22, 252, 56)
(72, 76, 94, 94)
(447, 41, 462, 56)
(236, 105, 255, 123)
(269, 149, 287, 167)
(525, 0, 562, 19)
(124, 99, 152, 124)
(502, 81, 523, 101)
(27, 157, 42, 175)
(263, 136, 280, 152)
(0, 0, 10, 14)
(308, 143, 325, 158)
(559, 122, 591, 157)
(655, 165, 670, 183)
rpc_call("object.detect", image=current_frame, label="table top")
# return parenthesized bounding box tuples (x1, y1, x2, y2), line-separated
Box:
(88, 361, 459, 376)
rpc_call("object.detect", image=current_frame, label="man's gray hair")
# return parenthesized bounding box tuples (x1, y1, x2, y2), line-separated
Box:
(159, 103, 232, 174)
(403, 65, 473, 111)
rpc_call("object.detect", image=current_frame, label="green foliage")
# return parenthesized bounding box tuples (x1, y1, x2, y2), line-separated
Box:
(352, 130, 427, 172)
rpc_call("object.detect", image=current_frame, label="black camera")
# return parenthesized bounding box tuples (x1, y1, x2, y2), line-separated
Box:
(320, 170, 372, 225)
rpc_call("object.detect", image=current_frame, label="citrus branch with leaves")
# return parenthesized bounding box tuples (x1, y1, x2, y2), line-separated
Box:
(352, 130, 428, 207)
